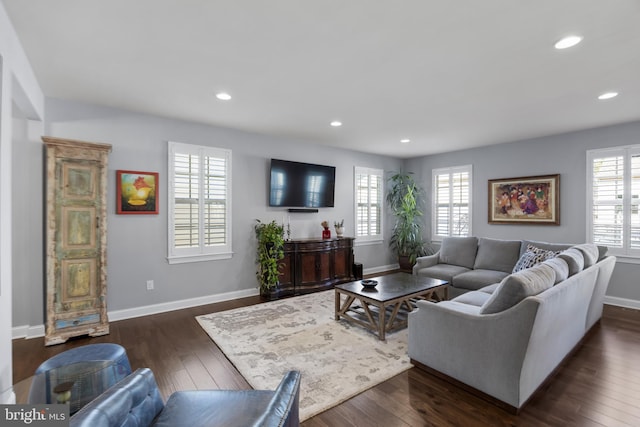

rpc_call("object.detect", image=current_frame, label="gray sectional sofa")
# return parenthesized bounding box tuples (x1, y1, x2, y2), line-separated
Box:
(408, 237, 616, 412)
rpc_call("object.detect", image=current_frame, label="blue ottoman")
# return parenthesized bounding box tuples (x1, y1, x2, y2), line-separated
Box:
(30, 344, 133, 411)
(35, 343, 132, 380)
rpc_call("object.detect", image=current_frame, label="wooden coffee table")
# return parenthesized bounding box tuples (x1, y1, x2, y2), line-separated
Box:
(334, 272, 448, 340)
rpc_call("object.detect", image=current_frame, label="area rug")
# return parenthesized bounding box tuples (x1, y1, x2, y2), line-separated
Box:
(196, 290, 411, 421)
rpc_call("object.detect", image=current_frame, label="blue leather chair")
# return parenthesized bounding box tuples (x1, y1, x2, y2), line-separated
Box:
(69, 368, 301, 427)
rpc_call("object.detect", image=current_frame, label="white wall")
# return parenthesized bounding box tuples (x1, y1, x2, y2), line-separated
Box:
(0, 0, 44, 404)
(405, 121, 640, 308)
(10, 97, 401, 333)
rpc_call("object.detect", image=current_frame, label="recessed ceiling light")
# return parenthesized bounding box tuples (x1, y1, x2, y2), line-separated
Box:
(216, 92, 232, 101)
(598, 92, 618, 100)
(400, 139, 411, 144)
(330, 121, 342, 127)
(554, 35, 583, 50)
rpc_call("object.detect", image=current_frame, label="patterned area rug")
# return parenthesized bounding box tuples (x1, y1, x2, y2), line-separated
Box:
(196, 290, 411, 421)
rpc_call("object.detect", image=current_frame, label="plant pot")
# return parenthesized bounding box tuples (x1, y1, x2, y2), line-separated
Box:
(398, 255, 414, 272)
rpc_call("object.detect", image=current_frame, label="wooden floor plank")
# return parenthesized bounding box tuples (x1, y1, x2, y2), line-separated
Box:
(12, 295, 640, 426)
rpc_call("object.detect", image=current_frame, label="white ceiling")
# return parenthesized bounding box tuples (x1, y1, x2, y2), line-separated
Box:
(4, 0, 640, 158)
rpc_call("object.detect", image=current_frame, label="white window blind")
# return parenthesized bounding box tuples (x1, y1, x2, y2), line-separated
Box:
(432, 165, 472, 240)
(587, 146, 640, 257)
(168, 142, 232, 263)
(354, 167, 383, 242)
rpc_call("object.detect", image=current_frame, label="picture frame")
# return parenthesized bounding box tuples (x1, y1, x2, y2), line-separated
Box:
(488, 174, 559, 225)
(116, 170, 159, 214)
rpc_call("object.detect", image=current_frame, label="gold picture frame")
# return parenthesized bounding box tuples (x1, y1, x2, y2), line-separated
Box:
(488, 174, 559, 225)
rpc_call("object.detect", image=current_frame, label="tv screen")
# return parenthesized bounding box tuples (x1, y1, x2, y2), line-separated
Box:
(269, 159, 336, 207)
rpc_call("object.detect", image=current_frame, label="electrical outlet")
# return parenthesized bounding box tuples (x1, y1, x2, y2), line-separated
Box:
(146, 280, 154, 290)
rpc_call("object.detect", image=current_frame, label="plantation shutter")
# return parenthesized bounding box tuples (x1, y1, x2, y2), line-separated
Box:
(355, 167, 383, 241)
(588, 146, 640, 257)
(168, 142, 232, 263)
(433, 166, 472, 239)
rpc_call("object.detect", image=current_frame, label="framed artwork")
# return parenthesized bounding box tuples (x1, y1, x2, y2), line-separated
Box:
(116, 170, 159, 214)
(488, 174, 559, 225)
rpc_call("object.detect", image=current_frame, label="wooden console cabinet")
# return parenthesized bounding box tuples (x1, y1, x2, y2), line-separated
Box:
(265, 237, 355, 299)
(43, 136, 111, 345)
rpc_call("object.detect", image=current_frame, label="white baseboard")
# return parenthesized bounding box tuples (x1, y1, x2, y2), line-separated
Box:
(108, 287, 259, 322)
(13, 287, 260, 340)
(604, 296, 640, 310)
(364, 264, 399, 275)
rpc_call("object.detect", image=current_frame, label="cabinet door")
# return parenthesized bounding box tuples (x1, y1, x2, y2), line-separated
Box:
(52, 158, 105, 331)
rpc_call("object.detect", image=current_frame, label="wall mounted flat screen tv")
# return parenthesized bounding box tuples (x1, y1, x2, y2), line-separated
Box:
(269, 159, 336, 207)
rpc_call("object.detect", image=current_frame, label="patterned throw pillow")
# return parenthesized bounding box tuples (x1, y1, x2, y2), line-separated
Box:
(512, 244, 559, 273)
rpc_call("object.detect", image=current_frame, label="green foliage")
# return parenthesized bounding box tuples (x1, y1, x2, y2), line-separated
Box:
(254, 219, 285, 291)
(386, 172, 431, 264)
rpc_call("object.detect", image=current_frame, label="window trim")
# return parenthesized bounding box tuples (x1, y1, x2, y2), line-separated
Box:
(354, 166, 384, 244)
(586, 145, 640, 259)
(167, 141, 232, 264)
(431, 164, 473, 242)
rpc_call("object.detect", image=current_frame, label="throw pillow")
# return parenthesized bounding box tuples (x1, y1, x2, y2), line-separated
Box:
(480, 263, 556, 314)
(512, 244, 559, 273)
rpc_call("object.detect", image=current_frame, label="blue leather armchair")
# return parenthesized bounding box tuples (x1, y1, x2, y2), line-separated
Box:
(69, 368, 301, 427)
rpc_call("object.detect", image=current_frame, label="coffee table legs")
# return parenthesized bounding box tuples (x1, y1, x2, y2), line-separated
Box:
(335, 290, 408, 341)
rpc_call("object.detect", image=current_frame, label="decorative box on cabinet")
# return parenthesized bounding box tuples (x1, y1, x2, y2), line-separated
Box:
(261, 237, 355, 300)
(43, 136, 112, 346)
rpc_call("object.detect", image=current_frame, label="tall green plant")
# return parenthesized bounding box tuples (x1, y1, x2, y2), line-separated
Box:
(254, 219, 285, 291)
(387, 172, 428, 264)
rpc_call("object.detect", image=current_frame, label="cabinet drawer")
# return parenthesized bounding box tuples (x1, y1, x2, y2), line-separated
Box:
(55, 313, 100, 330)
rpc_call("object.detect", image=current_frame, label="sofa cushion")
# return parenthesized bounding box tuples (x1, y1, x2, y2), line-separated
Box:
(452, 291, 492, 307)
(478, 283, 500, 294)
(480, 263, 556, 314)
(439, 236, 478, 269)
(415, 264, 471, 282)
(512, 244, 559, 273)
(473, 238, 521, 273)
(572, 243, 599, 268)
(557, 248, 585, 276)
(453, 269, 510, 292)
(541, 257, 569, 284)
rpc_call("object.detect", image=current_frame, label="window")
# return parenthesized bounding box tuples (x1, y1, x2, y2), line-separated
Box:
(168, 141, 232, 263)
(432, 165, 472, 240)
(354, 167, 383, 243)
(587, 146, 640, 258)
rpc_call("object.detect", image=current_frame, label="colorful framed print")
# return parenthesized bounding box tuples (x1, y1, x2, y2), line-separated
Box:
(116, 170, 159, 214)
(488, 174, 559, 225)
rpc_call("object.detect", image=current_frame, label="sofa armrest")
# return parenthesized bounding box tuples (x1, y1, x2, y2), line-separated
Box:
(413, 252, 440, 275)
(408, 299, 540, 407)
(252, 370, 301, 427)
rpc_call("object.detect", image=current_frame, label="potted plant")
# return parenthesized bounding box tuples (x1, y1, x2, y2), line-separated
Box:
(386, 172, 431, 271)
(255, 219, 285, 295)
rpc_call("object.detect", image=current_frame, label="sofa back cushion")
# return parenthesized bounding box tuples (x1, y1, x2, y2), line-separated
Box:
(70, 368, 164, 427)
(557, 248, 585, 276)
(480, 263, 556, 314)
(473, 238, 521, 273)
(439, 236, 478, 269)
(572, 243, 599, 268)
(542, 257, 569, 284)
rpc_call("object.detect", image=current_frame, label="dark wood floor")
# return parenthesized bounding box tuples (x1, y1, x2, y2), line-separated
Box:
(12, 295, 640, 426)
